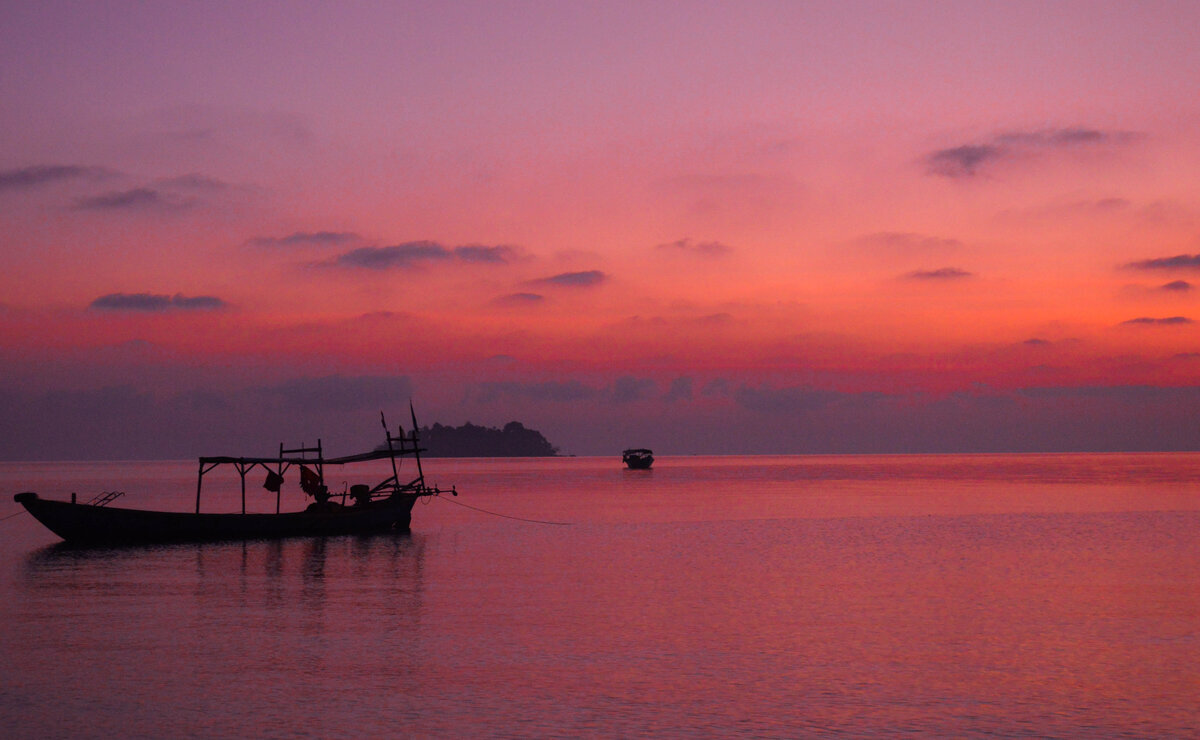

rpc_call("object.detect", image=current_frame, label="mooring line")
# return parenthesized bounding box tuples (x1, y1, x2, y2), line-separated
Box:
(436, 495, 571, 525)
(1, 509, 27, 522)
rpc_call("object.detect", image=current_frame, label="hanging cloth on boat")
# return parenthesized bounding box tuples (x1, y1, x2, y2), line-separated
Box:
(299, 465, 322, 496)
(262, 470, 284, 493)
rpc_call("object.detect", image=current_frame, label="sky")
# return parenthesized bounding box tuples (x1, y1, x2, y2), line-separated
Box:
(2, 1, 1200, 459)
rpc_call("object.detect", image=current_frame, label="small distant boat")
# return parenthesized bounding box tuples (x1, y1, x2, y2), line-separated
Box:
(622, 448, 654, 470)
(14, 406, 456, 546)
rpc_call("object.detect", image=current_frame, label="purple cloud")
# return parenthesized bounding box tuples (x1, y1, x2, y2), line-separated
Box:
(0, 164, 107, 191)
(925, 127, 1140, 178)
(1125, 254, 1200, 271)
(75, 187, 176, 210)
(492, 292, 545, 306)
(90, 293, 228, 312)
(925, 145, 1002, 178)
(995, 128, 1102, 147)
(904, 267, 973, 280)
(1161, 280, 1193, 292)
(1121, 316, 1193, 326)
(250, 231, 361, 248)
(326, 241, 518, 269)
(329, 241, 452, 268)
(454, 245, 518, 263)
(530, 270, 607, 287)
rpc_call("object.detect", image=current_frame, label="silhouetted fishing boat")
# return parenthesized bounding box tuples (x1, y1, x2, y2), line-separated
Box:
(622, 448, 654, 469)
(14, 407, 456, 545)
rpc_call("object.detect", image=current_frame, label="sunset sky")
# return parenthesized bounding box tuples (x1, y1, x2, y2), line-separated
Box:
(3, 1, 1200, 458)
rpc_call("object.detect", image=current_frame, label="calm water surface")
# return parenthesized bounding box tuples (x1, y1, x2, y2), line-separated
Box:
(2, 454, 1199, 737)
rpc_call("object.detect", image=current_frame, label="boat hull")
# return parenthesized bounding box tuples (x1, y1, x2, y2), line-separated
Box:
(13, 492, 419, 546)
(622, 449, 654, 469)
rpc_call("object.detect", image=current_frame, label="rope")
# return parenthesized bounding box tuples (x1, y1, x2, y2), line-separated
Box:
(436, 495, 571, 526)
(1, 509, 27, 522)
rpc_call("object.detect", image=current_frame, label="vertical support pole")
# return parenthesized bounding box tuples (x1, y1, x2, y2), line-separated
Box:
(410, 401, 426, 485)
(278, 443, 284, 514)
(382, 412, 399, 494)
(239, 462, 246, 515)
(195, 461, 204, 514)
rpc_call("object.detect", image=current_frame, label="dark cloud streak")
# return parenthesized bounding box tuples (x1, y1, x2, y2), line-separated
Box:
(492, 292, 544, 306)
(1125, 254, 1200, 271)
(455, 245, 517, 263)
(1161, 280, 1193, 292)
(0, 164, 107, 191)
(925, 127, 1140, 178)
(905, 267, 973, 280)
(326, 241, 518, 269)
(70, 172, 229, 210)
(75, 187, 177, 210)
(925, 145, 1002, 178)
(90, 292, 228, 312)
(250, 231, 361, 248)
(330, 242, 452, 269)
(530, 270, 607, 287)
(1120, 316, 1193, 326)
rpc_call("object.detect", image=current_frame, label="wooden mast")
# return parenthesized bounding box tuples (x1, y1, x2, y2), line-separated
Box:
(410, 401, 426, 486)
(381, 411, 400, 495)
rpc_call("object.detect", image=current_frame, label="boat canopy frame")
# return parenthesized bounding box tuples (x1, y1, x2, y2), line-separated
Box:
(194, 408, 448, 514)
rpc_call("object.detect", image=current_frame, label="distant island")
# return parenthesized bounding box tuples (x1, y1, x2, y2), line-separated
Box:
(412, 421, 560, 457)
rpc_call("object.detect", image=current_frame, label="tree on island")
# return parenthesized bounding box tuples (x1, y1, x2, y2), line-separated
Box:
(416, 421, 559, 457)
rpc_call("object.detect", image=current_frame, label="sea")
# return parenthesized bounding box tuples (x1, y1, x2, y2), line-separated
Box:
(2, 453, 1199, 738)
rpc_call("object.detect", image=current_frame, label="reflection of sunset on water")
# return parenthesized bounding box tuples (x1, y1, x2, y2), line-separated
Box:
(4, 455, 1199, 736)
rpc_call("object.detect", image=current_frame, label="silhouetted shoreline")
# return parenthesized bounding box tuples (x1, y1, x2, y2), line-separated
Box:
(410, 421, 560, 457)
